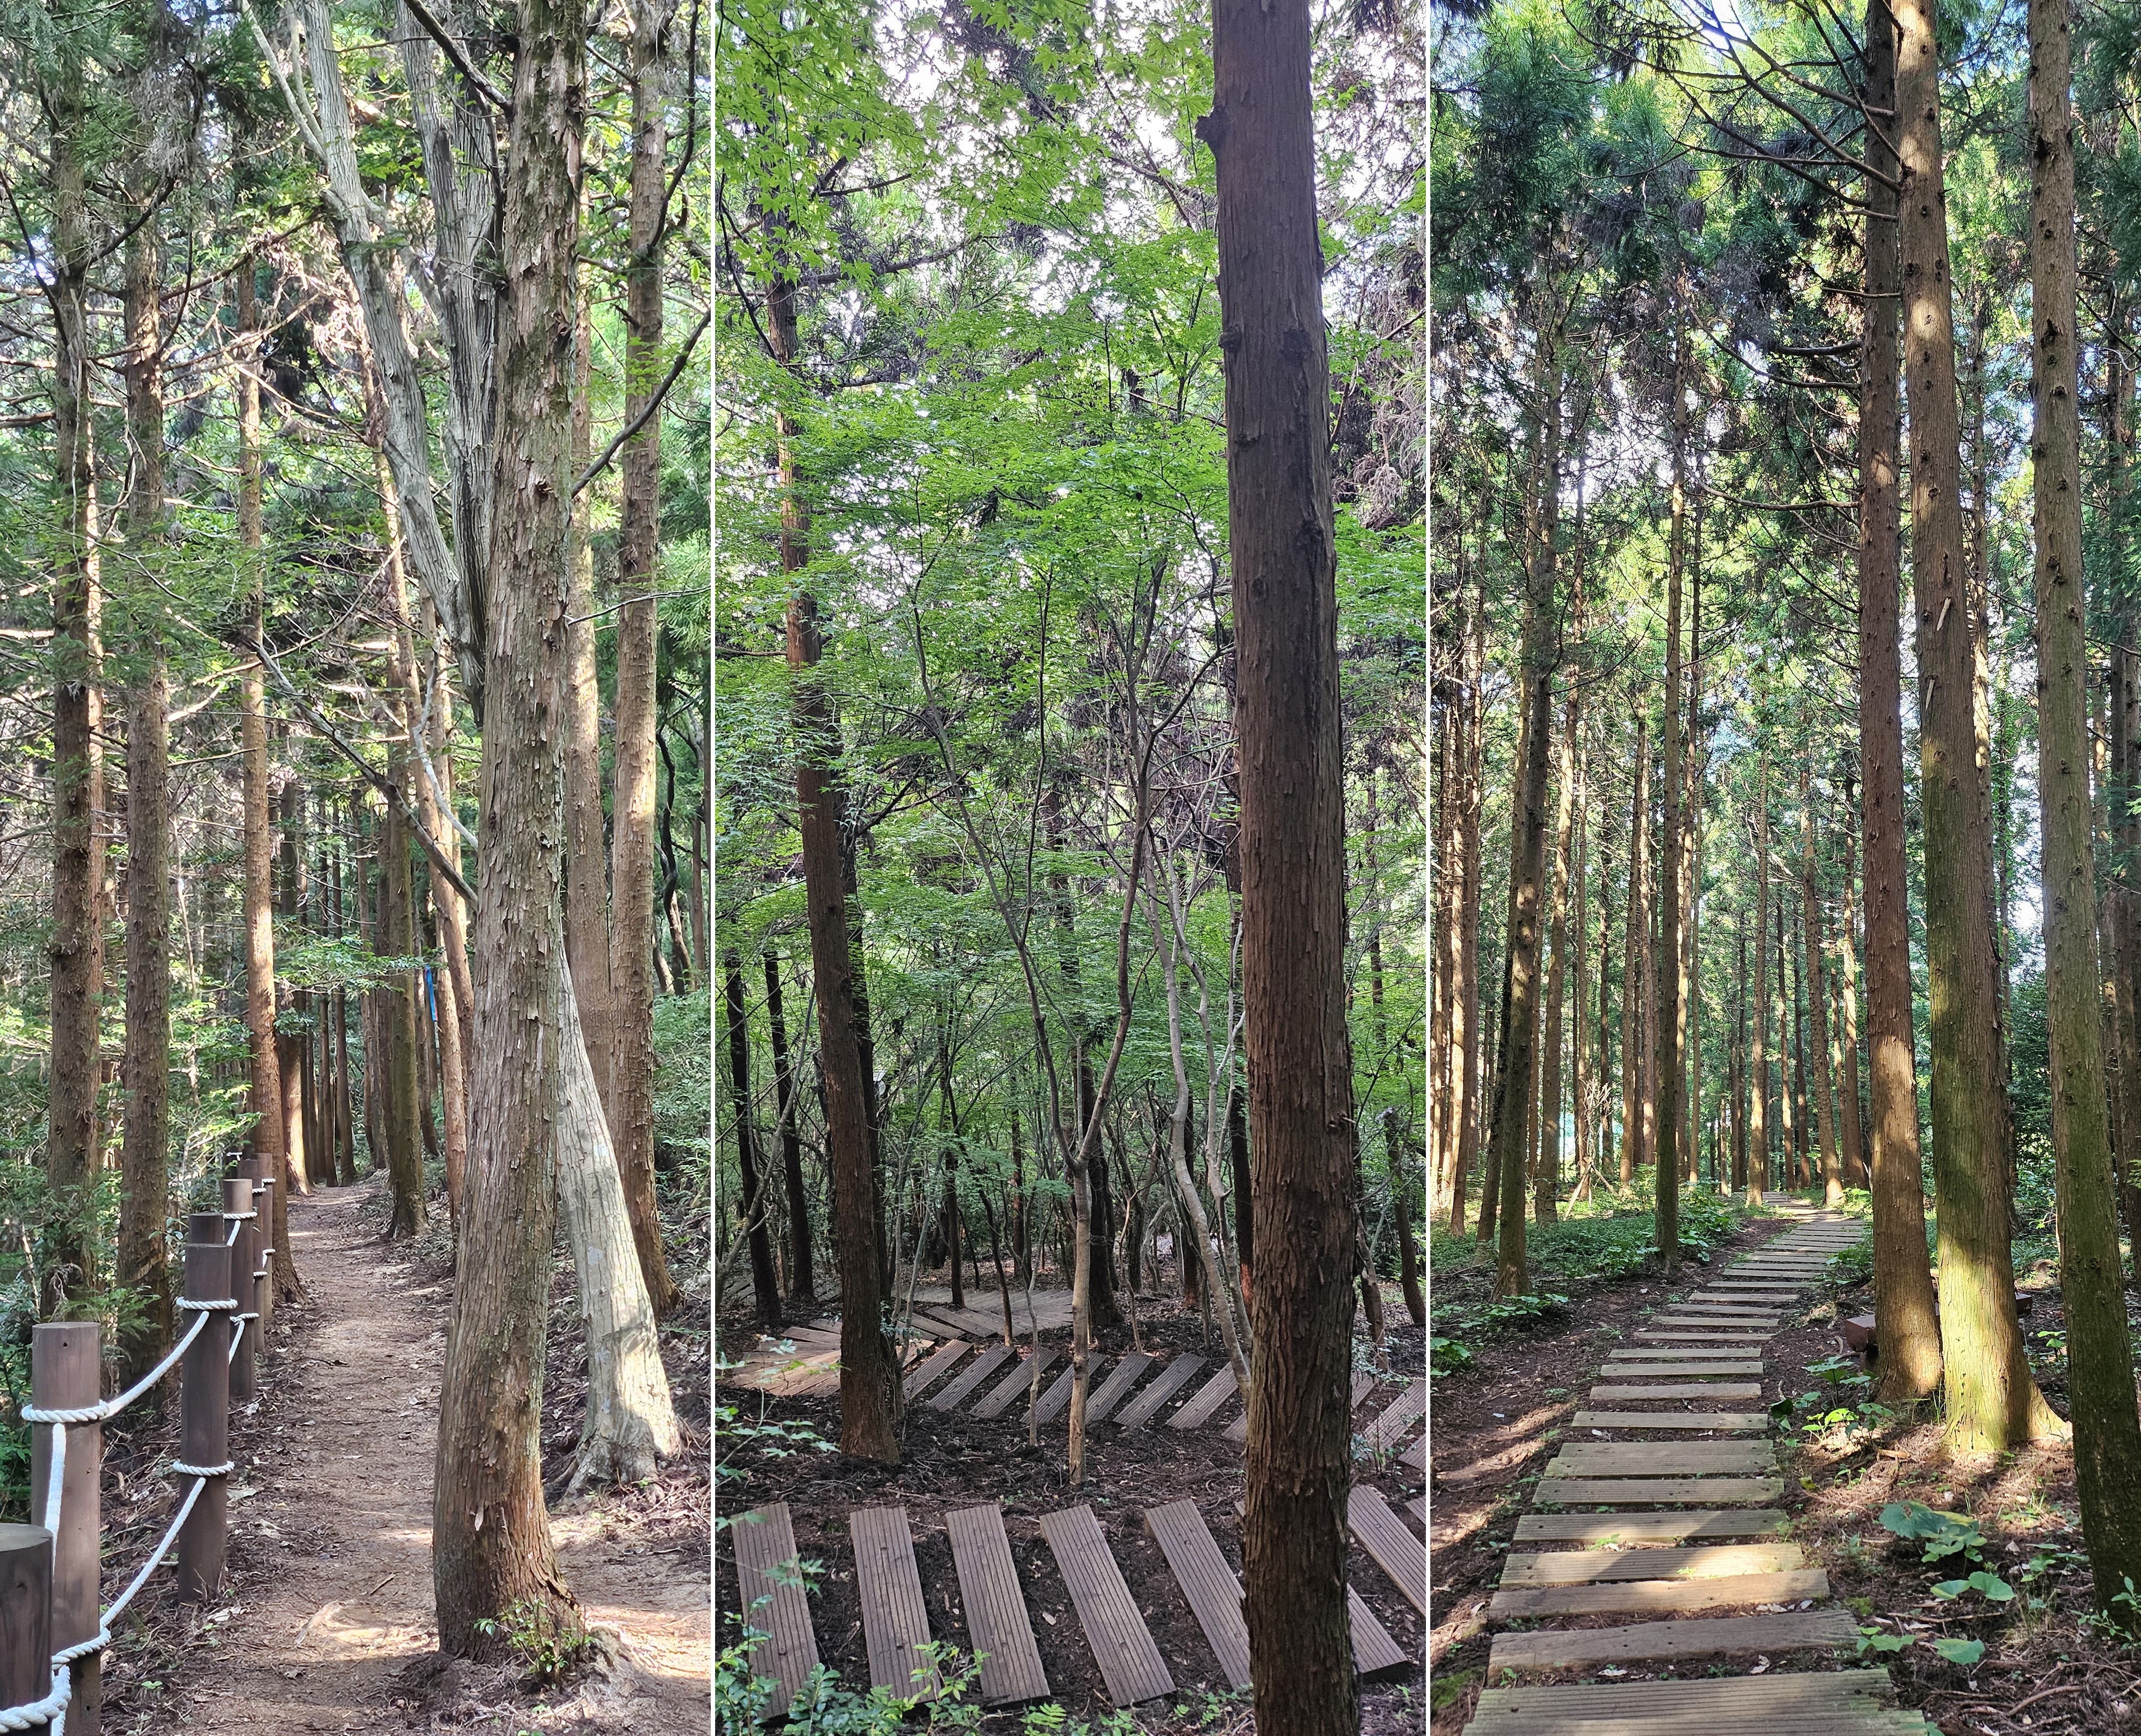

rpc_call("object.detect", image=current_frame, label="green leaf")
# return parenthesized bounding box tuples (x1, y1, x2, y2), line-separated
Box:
(1966, 1572, 2015, 1603)
(1927, 1637, 1985, 1667)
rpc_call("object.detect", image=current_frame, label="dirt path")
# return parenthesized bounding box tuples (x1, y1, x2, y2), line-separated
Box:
(164, 1178, 708, 1734)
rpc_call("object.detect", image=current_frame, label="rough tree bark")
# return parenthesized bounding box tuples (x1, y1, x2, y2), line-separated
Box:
(117, 174, 172, 1382)
(1803, 770, 1843, 1205)
(2028, 0, 2141, 1603)
(1896, 0, 2056, 1446)
(764, 952, 815, 1303)
(431, 0, 589, 1649)
(1656, 313, 1687, 1270)
(1201, 0, 1358, 1721)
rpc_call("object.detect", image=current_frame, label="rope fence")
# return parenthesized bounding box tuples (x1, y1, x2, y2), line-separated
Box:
(0, 1154, 279, 1733)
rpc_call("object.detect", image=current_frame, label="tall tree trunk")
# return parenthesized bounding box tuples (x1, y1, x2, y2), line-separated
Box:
(1748, 765, 1771, 1206)
(765, 952, 814, 1302)
(1486, 311, 1560, 1298)
(1204, 3, 1357, 1718)
(1838, 789, 1869, 1187)
(768, 259, 899, 1458)
(1859, 0, 1942, 1400)
(379, 784, 427, 1240)
(1538, 630, 1577, 1226)
(431, 0, 588, 1645)
(236, 268, 298, 1305)
(117, 183, 172, 1384)
(278, 776, 313, 1195)
(564, 255, 613, 1120)
(2030, 0, 2141, 1606)
(604, 0, 685, 1322)
(1595, 832, 1615, 1184)
(1620, 716, 1649, 1186)
(1896, 0, 2056, 1447)
(1656, 315, 1688, 1268)
(1571, 739, 1592, 1198)
(1778, 894, 1799, 1185)
(725, 954, 781, 1329)
(1451, 588, 1485, 1231)
(1804, 770, 1843, 1204)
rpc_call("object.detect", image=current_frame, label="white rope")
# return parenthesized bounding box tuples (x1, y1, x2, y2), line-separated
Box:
(99, 1475, 205, 1633)
(49, 1633, 102, 1666)
(0, 1662, 68, 1731)
(38, 1425, 63, 1535)
(224, 1220, 242, 1246)
(168, 1460, 231, 1479)
(25, 1307, 224, 1429)
(228, 1322, 246, 1367)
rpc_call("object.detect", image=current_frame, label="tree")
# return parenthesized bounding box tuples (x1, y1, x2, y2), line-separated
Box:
(2028, 0, 2141, 1611)
(1204, 0, 1359, 1725)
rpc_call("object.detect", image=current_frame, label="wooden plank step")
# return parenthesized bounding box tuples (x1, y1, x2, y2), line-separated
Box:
(1168, 1363, 1237, 1429)
(1349, 1585, 1409, 1674)
(1631, 1331, 1770, 1344)
(1571, 1411, 1770, 1430)
(1650, 1314, 1775, 1329)
(1400, 1432, 1425, 1470)
(902, 1340, 972, 1400)
(1605, 1346, 1763, 1360)
(1514, 1509, 1789, 1543)
(1499, 1543, 1805, 1586)
(1408, 1494, 1425, 1527)
(911, 1309, 976, 1340)
(1656, 1305, 1780, 1319)
(1489, 1567, 1829, 1619)
(1463, 1669, 1922, 1735)
(1360, 1382, 1426, 1449)
(1536, 1476, 1786, 1505)
(1144, 1500, 1250, 1688)
(1590, 1382, 1764, 1401)
(730, 1502, 821, 1722)
(1595, 1362, 1764, 1377)
(927, 1344, 1014, 1412)
(1546, 1441, 1775, 1475)
(1029, 1359, 1084, 1426)
(1347, 1486, 1425, 1614)
(1485, 1606, 1857, 1671)
(1226, 1369, 1375, 1442)
(850, 1506, 939, 1699)
(1039, 1505, 1175, 1705)
(1086, 1353, 1154, 1422)
(1114, 1355, 1208, 1429)
(946, 1504, 1050, 1707)
(971, 1349, 1060, 1419)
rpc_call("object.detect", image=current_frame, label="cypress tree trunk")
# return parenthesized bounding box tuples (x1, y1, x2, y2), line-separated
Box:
(1803, 770, 1843, 1204)
(380, 783, 427, 1241)
(117, 184, 172, 1384)
(2029, 0, 2141, 1604)
(431, 0, 587, 1644)
(1621, 717, 1649, 1186)
(1656, 316, 1687, 1269)
(764, 952, 815, 1303)
(1202, 0, 1358, 1715)
(1538, 668, 1576, 1226)
(1859, 0, 1941, 1400)
(1748, 769, 1771, 1206)
(1838, 792, 1868, 1187)
(1896, 0, 2058, 1447)
(725, 954, 782, 1330)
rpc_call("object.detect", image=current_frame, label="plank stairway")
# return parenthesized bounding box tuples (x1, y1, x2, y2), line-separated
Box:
(1459, 1207, 1937, 1735)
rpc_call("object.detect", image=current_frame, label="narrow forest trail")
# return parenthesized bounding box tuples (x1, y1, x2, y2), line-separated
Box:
(163, 1178, 709, 1734)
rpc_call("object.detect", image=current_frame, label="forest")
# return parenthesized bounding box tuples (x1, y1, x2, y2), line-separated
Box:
(0, 2, 712, 1733)
(1431, 0, 2141, 1731)
(715, 0, 1425, 1731)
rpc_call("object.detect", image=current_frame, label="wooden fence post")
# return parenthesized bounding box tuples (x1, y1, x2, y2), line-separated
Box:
(176, 1217, 231, 1604)
(31, 1322, 99, 1734)
(0, 1524, 51, 1723)
(249, 1156, 275, 1340)
(223, 1176, 258, 1403)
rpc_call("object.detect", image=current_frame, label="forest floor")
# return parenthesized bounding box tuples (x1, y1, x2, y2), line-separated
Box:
(97, 1172, 711, 1734)
(1427, 1195, 2141, 1736)
(717, 1273, 1428, 1733)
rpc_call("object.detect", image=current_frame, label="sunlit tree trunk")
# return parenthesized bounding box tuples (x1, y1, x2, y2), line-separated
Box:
(1621, 716, 1648, 1186)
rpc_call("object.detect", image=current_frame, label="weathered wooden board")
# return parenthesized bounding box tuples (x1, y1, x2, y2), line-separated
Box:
(1144, 1500, 1249, 1689)
(1545, 1441, 1775, 1475)
(731, 1502, 820, 1721)
(1498, 1542, 1805, 1586)
(1485, 1606, 1857, 1671)
(1168, 1363, 1238, 1430)
(1569, 1411, 1770, 1430)
(1604, 1346, 1764, 1360)
(1595, 1362, 1765, 1377)
(1347, 1485, 1425, 1613)
(1039, 1505, 1175, 1705)
(1029, 1360, 1083, 1426)
(1630, 1331, 1771, 1345)
(1589, 1382, 1764, 1401)
(945, 1504, 1050, 1707)
(1361, 1382, 1426, 1450)
(1512, 1508, 1789, 1543)
(1400, 1432, 1425, 1470)
(1535, 1476, 1786, 1506)
(901, 1340, 972, 1401)
(850, 1506, 939, 1699)
(1085, 1353, 1153, 1422)
(927, 1344, 1015, 1412)
(1463, 1668, 1920, 1736)
(1113, 1355, 1208, 1429)
(971, 1349, 1061, 1419)
(1488, 1567, 1829, 1618)
(1349, 1586, 1410, 1674)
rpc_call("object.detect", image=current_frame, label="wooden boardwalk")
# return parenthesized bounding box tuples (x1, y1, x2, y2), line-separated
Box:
(731, 1502, 821, 1721)
(851, 1505, 939, 1697)
(1463, 1210, 1934, 1735)
(1039, 1505, 1176, 1704)
(947, 1503, 1051, 1706)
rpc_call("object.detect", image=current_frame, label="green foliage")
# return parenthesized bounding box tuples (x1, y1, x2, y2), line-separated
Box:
(1880, 1501, 1991, 1567)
